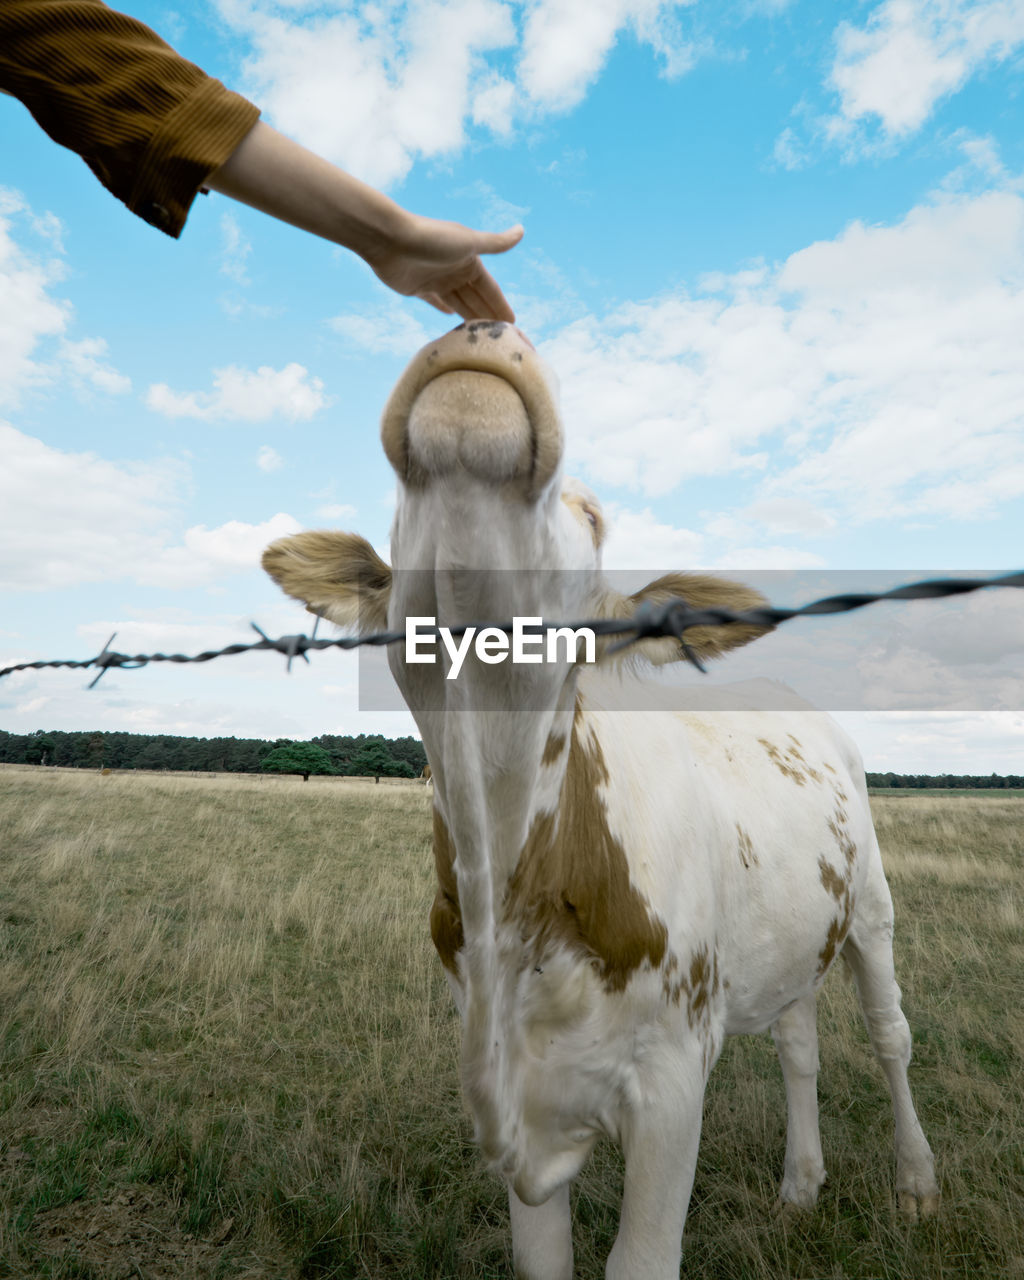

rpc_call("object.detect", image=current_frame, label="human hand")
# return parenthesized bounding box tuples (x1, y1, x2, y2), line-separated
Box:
(366, 215, 523, 322)
(207, 123, 523, 321)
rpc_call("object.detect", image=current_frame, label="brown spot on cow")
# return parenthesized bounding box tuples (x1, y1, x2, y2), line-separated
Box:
(826, 803, 857, 869)
(816, 804, 857, 977)
(818, 896, 854, 977)
(818, 855, 846, 900)
(686, 947, 717, 1028)
(506, 714, 668, 993)
(430, 809, 463, 975)
(542, 732, 567, 766)
(736, 822, 758, 869)
(662, 943, 719, 1032)
(758, 737, 823, 786)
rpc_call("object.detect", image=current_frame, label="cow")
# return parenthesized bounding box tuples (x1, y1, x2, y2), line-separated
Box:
(262, 320, 938, 1279)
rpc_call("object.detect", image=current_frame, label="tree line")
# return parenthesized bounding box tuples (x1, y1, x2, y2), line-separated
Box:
(3, 731, 1019, 788)
(865, 772, 1024, 789)
(0, 729, 426, 780)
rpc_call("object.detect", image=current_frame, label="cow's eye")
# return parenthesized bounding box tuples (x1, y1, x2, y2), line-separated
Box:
(583, 507, 598, 529)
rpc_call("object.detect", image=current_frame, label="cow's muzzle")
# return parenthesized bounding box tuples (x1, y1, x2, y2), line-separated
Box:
(380, 322, 563, 500)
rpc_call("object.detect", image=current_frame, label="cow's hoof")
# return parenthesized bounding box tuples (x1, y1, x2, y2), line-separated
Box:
(777, 1166, 825, 1212)
(898, 1189, 940, 1219)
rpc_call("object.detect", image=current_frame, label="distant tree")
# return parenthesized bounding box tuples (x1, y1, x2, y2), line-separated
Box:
(347, 741, 415, 781)
(261, 741, 334, 782)
(388, 734, 428, 773)
(24, 733, 56, 766)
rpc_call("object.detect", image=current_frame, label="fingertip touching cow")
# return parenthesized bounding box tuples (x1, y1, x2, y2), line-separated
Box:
(262, 320, 938, 1279)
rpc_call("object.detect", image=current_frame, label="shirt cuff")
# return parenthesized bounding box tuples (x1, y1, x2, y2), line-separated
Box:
(127, 76, 260, 238)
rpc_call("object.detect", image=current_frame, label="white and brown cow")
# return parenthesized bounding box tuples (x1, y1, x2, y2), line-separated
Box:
(262, 321, 938, 1279)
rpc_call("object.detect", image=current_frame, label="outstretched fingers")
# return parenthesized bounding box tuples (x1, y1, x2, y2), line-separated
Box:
(452, 272, 511, 322)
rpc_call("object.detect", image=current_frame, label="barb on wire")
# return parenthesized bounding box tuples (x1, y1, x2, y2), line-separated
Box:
(2, 570, 1023, 686)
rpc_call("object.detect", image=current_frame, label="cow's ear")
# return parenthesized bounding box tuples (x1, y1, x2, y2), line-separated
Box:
(597, 573, 772, 665)
(262, 531, 391, 633)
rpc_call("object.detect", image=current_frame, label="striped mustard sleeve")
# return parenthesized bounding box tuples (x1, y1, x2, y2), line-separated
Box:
(0, 0, 261, 238)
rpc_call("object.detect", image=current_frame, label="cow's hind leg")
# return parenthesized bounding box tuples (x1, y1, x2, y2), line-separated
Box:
(771, 993, 827, 1209)
(509, 1183, 572, 1280)
(843, 889, 939, 1218)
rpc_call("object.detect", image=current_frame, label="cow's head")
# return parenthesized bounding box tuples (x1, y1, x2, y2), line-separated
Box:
(262, 321, 769, 692)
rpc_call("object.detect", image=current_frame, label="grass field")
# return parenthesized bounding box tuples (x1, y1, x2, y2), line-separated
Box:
(1, 767, 1022, 1279)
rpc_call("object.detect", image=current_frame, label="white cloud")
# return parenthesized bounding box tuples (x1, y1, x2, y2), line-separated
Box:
(316, 503, 358, 522)
(596, 501, 825, 574)
(471, 73, 518, 134)
(544, 298, 790, 494)
(827, 0, 1024, 144)
(76, 616, 258, 657)
(453, 179, 531, 228)
(772, 125, 809, 171)
(146, 363, 328, 422)
(546, 176, 1024, 527)
(837, 710, 1024, 772)
(58, 337, 132, 396)
(0, 190, 131, 407)
(217, 0, 703, 187)
(142, 514, 303, 588)
(257, 445, 283, 472)
(0, 201, 67, 405)
(711, 545, 827, 571)
(0, 425, 300, 592)
(518, 0, 697, 112)
(219, 211, 253, 286)
(221, 0, 516, 187)
(0, 424, 188, 590)
(742, 498, 837, 536)
(328, 303, 430, 356)
(601, 503, 704, 568)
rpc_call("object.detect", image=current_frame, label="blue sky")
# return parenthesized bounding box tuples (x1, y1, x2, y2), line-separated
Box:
(2, 0, 1023, 771)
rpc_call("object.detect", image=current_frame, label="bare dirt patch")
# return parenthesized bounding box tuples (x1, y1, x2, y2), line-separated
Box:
(32, 1186, 239, 1279)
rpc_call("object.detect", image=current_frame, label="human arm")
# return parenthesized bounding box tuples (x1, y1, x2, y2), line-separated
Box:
(206, 121, 522, 322)
(0, 0, 522, 318)
(0, 0, 259, 236)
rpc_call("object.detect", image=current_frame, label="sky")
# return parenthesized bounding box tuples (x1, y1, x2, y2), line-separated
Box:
(2, 0, 1023, 772)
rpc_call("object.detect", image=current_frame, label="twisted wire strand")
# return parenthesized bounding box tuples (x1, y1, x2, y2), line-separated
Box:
(2, 571, 1022, 685)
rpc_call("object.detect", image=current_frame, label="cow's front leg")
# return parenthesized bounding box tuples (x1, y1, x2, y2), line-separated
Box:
(605, 1058, 705, 1280)
(509, 1182, 572, 1280)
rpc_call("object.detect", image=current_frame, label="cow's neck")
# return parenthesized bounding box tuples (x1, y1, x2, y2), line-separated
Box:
(392, 481, 586, 891)
(389, 479, 588, 1168)
(391, 476, 586, 841)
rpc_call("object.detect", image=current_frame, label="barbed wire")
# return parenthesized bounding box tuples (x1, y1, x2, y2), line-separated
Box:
(2, 570, 1023, 688)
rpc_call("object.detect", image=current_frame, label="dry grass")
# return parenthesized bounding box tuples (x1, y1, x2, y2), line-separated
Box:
(1, 769, 1021, 1278)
